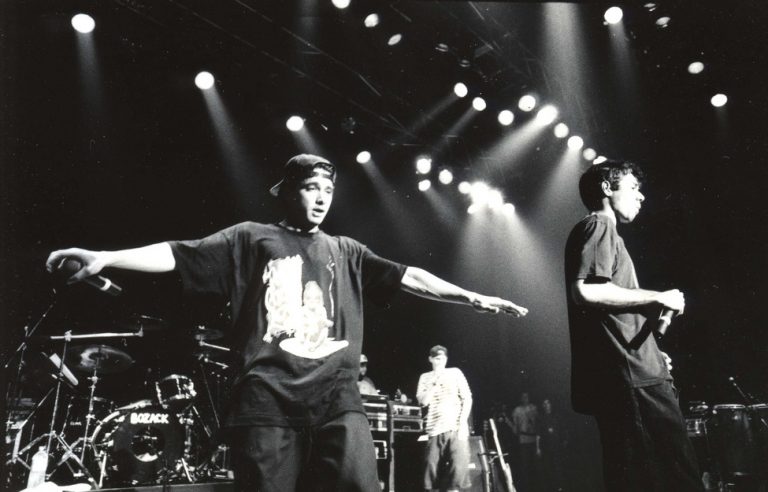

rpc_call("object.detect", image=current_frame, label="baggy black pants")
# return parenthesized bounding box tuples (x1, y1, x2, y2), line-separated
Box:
(594, 381, 704, 492)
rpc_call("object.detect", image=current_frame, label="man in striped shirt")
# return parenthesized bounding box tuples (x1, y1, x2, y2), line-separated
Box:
(417, 345, 473, 492)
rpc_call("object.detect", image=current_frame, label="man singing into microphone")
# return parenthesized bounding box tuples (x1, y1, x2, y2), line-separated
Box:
(46, 153, 528, 492)
(564, 160, 703, 491)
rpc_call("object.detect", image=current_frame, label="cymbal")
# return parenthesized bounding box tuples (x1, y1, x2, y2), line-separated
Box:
(67, 344, 134, 374)
(192, 325, 224, 341)
(116, 313, 167, 332)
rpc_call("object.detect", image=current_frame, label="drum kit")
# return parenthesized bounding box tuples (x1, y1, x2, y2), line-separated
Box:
(686, 397, 768, 488)
(4, 313, 233, 490)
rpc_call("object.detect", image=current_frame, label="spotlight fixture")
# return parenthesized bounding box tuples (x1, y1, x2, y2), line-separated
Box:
(454, 83, 468, 98)
(331, 0, 351, 9)
(710, 93, 728, 108)
(458, 181, 471, 194)
(388, 34, 402, 46)
(438, 169, 454, 185)
(518, 95, 536, 112)
(583, 148, 597, 161)
(655, 16, 671, 28)
(554, 123, 570, 138)
(364, 14, 380, 28)
(459, 59, 471, 68)
(472, 97, 487, 111)
(644, 3, 657, 11)
(604, 6, 623, 25)
(71, 13, 96, 33)
(195, 71, 215, 90)
(593, 156, 607, 165)
(286, 115, 305, 132)
(503, 203, 516, 215)
(356, 151, 372, 164)
(467, 204, 480, 215)
(435, 43, 450, 53)
(418, 179, 432, 192)
(498, 110, 515, 126)
(535, 105, 558, 126)
(567, 136, 584, 150)
(687, 61, 705, 74)
(416, 157, 432, 174)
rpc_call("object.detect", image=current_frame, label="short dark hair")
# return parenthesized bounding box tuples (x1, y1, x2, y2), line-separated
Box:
(429, 345, 448, 357)
(578, 160, 645, 211)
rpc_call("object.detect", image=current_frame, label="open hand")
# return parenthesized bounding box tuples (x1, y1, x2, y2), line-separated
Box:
(471, 294, 528, 317)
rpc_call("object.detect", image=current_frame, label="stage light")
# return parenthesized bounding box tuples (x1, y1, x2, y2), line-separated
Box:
(518, 95, 536, 112)
(535, 105, 558, 126)
(364, 13, 379, 28)
(688, 61, 705, 74)
(567, 136, 584, 150)
(71, 13, 95, 33)
(488, 190, 504, 210)
(467, 204, 480, 215)
(388, 34, 402, 46)
(286, 115, 304, 132)
(604, 7, 623, 25)
(454, 83, 468, 98)
(644, 3, 657, 11)
(470, 182, 490, 205)
(554, 123, 570, 138)
(195, 71, 215, 90)
(458, 181, 471, 194)
(583, 148, 597, 161)
(418, 179, 432, 192)
(655, 16, 671, 28)
(438, 169, 454, 185)
(711, 93, 728, 108)
(435, 43, 450, 53)
(593, 156, 607, 164)
(503, 203, 516, 215)
(332, 0, 351, 9)
(416, 157, 432, 174)
(459, 59, 471, 68)
(356, 151, 371, 164)
(498, 110, 515, 126)
(472, 97, 487, 111)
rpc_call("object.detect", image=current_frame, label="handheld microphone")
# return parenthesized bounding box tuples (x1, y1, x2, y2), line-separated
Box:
(57, 258, 123, 296)
(656, 308, 677, 337)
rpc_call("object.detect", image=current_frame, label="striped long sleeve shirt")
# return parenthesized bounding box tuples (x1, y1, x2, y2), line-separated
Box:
(416, 367, 472, 437)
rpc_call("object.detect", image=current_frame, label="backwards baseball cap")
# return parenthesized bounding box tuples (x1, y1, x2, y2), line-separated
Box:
(269, 154, 336, 197)
(429, 345, 448, 357)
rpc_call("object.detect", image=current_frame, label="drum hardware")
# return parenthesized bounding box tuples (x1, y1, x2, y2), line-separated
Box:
(197, 339, 230, 353)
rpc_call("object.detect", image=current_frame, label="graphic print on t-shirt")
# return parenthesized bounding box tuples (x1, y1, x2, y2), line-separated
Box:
(261, 254, 348, 359)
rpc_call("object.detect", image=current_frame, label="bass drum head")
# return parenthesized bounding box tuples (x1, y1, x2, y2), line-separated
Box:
(95, 404, 184, 485)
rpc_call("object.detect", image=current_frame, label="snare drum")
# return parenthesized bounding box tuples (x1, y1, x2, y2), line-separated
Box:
(155, 374, 196, 410)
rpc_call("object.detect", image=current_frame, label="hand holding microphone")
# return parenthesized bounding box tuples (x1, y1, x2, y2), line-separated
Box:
(654, 289, 685, 337)
(46, 248, 122, 296)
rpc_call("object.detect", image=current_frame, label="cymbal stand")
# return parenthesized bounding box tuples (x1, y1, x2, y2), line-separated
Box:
(64, 367, 101, 475)
(15, 332, 98, 486)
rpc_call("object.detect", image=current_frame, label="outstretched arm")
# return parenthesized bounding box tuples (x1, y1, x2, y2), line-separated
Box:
(400, 267, 528, 317)
(46, 243, 176, 283)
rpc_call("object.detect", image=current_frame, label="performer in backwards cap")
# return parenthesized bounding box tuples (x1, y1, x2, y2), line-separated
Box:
(47, 154, 528, 492)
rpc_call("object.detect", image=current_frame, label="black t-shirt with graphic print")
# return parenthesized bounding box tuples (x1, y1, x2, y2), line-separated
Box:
(564, 213, 670, 415)
(169, 222, 406, 427)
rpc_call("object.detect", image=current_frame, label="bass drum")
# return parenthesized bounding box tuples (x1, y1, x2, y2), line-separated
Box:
(92, 400, 185, 486)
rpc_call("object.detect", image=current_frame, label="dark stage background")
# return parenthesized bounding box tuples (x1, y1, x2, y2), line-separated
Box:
(2, 1, 767, 490)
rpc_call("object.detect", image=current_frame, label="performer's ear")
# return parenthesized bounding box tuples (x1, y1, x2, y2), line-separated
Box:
(601, 180, 613, 197)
